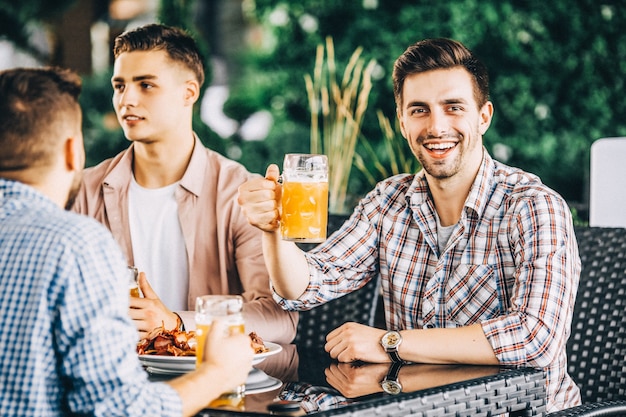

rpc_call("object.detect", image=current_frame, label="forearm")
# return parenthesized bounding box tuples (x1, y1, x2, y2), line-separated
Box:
(262, 230, 310, 300)
(167, 364, 233, 417)
(242, 299, 298, 343)
(399, 323, 498, 365)
(398, 363, 501, 392)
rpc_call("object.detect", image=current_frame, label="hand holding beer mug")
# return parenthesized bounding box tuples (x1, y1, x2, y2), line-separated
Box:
(195, 295, 246, 408)
(280, 153, 329, 243)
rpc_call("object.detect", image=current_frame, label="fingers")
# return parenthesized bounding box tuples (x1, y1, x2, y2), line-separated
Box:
(237, 165, 282, 232)
(265, 164, 280, 181)
(208, 317, 227, 337)
(137, 272, 157, 299)
(325, 323, 389, 363)
(203, 319, 254, 370)
(128, 283, 179, 333)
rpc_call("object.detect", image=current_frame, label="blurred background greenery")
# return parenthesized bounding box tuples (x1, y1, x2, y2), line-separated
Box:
(2, 0, 625, 220)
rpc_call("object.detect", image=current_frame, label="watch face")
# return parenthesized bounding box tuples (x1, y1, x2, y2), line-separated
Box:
(383, 331, 401, 349)
(381, 380, 402, 395)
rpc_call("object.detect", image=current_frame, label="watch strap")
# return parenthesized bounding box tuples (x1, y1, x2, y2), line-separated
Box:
(387, 349, 403, 363)
(385, 360, 403, 381)
(381, 361, 403, 395)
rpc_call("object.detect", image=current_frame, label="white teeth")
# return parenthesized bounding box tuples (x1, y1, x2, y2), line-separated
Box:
(125, 116, 140, 121)
(426, 142, 455, 150)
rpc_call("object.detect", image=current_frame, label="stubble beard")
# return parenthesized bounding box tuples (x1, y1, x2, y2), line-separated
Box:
(413, 132, 465, 180)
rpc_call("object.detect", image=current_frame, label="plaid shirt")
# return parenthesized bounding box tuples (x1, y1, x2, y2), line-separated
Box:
(0, 179, 181, 416)
(275, 151, 581, 412)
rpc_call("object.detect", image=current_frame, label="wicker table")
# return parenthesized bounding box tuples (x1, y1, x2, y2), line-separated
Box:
(189, 344, 546, 417)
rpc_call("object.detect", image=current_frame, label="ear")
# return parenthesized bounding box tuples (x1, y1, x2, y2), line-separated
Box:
(478, 101, 494, 135)
(183, 79, 200, 106)
(64, 136, 84, 172)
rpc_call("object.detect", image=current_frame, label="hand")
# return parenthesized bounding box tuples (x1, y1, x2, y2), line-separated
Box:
(237, 164, 282, 232)
(325, 322, 390, 363)
(200, 319, 254, 392)
(129, 271, 180, 339)
(325, 362, 388, 398)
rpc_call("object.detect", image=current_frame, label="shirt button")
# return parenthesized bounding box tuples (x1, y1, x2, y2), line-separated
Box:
(424, 323, 435, 329)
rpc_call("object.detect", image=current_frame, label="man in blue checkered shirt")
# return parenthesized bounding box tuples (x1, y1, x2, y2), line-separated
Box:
(0, 67, 253, 416)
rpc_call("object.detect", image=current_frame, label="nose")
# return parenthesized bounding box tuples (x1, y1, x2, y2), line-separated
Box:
(116, 86, 137, 108)
(426, 109, 448, 138)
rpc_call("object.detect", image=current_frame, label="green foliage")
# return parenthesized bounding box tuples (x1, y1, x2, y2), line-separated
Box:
(228, 0, 626, 208)
(0, 0, 77, 59)
(158, 0, 212, 84)
(79, 69, 127, 168)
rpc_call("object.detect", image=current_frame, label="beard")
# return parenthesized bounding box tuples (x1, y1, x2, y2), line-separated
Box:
(411, 130, 482, 180)
(64, 170, 83, 210)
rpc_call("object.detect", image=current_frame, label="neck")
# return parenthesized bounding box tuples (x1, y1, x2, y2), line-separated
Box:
(427, 168, 481, 227)
(132, 134, 195, 188)
(428, 147, 484, 226)
(429, 182, 468, 226)
(3, 167, 71, 208)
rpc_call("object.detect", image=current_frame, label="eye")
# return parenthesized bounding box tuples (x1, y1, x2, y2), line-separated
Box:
(409, 107, 428, 116)
(141, 82, 154, 90)
(113, 83, 125, 93)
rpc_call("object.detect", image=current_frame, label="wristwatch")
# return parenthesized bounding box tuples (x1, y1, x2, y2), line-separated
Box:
(380, 330, 403, 363)
(381, 361, 403, 395)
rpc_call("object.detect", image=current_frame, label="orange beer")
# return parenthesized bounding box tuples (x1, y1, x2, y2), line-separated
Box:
(280, 154, 329, 243)
(195, 322, 245, 366)
(281, 181, 328, 242)
(195, 295, 246, 409)
(128, 266, 140, 298)
(196, 321, 246, 409)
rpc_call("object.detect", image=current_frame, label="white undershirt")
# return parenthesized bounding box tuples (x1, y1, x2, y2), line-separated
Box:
(128, 176, 189, 311)
(433, 212, 456, 317)
(436, 219, 456, 255)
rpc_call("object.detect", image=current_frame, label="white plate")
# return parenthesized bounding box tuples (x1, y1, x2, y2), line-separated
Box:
(145, 367, 282, 394)
(140, 341, 282, 373)
(246, 375, 283, 395)
(252, 341, 282, 364)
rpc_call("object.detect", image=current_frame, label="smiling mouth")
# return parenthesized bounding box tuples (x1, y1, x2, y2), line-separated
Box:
(425, 142, 455, 151)
(424, 142, 457, 157)
(123, 115, 143, 122)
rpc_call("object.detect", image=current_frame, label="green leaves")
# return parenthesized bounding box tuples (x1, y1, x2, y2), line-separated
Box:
(232, 0, 626, 208)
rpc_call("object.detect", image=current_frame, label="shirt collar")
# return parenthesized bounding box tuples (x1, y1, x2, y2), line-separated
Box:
(178, 134, 206, 197)
(103, 134, 206, 197)
(405, 148, 497, 220)
(464, 150, 497, 219)
(0, 178, 56, 209)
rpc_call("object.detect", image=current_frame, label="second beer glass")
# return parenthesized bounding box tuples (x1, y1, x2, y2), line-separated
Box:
(195, 295, 245, 408)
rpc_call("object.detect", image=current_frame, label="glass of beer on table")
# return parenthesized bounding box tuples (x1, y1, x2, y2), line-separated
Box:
(280, 153, 329, 243)
(195, 295, 245, 408)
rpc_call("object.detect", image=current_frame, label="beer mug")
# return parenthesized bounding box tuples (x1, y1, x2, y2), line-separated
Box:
(280, 153, 329, 243)
(195, 295, 246, 408)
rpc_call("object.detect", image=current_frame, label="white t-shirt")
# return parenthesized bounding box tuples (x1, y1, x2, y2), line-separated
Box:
(128, 176, 189, 311)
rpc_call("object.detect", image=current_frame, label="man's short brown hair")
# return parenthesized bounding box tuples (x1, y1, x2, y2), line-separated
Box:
(114, 23, 205, 87)
(0, 67, 82, 174)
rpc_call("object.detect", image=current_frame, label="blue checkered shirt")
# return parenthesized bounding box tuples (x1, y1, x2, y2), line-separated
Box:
(274, 151, 581, 412)
(0, 179, 181, 416)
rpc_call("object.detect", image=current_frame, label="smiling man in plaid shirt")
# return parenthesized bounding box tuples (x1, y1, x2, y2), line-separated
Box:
(238, 38, 581, 412)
